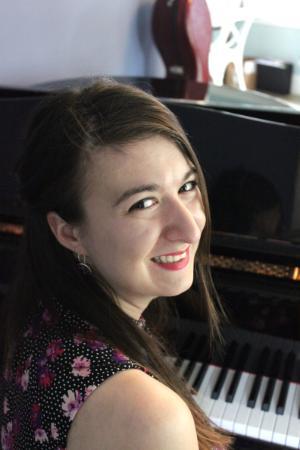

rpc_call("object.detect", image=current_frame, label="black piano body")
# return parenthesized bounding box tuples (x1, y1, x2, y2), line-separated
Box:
(0, 78, 300, 449)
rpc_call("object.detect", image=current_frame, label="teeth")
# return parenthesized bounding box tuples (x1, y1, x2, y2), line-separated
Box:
(153, 251, 187, 264)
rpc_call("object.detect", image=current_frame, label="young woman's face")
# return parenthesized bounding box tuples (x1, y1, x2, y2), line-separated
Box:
(78, 136, 206, 318)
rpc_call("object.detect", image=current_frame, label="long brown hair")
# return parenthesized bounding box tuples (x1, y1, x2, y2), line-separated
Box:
(1, 79, 232, 449)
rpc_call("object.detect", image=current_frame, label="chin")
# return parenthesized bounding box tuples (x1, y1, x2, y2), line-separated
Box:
(160, 277, 194, 297)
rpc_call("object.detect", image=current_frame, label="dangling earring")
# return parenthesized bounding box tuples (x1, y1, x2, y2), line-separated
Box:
(76, 253, 92, 274)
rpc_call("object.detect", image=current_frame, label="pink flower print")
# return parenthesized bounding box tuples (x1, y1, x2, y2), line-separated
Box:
(71, 356, 91, 378)
(46, 339, 64, 361)
(15, 366, 22, 384)
(74, 332, 108, 351)
(12, 418, 20, 436)
(50, 422, 59, 440)
(3, 397, 9, 415)
(112, 349, 129, 363)
(42, 308, 53, 324)
(85, 385, 97, 399)
(38, 356, 47, 368)
(23, 325, 33, 337)
(73, 335, 83, 345)
(88, 339, 108, 351)
(35, 428, 48, 443)
(24, 355, 33, 369)
(1, 421, 13, 450)
(39, 368, 55, 388)
(20, 369, 29, 391)
(62, 390, 83, 421)
(16, 357, 32, 390)
(31, 403, 41, 428)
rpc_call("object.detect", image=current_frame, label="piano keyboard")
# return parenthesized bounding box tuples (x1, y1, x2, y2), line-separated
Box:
(168, 321, 300, 449)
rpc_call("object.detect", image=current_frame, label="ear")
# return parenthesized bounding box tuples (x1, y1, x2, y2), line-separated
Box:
(46, 211, 86, 255)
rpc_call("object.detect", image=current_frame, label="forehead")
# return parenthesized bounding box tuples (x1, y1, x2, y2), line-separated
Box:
(86, 136, 193, 192)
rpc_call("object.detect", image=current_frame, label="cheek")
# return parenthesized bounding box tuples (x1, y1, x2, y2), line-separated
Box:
(198, 210, 206, 231)
(86, 218, 157, 263)
(191, 199, 206, 231)
(117, 221, 159, 258)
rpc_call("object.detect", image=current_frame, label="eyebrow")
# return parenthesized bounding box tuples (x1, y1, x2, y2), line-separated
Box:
(113, 167, 197, 207)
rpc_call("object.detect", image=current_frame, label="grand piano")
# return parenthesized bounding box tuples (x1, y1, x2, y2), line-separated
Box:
(0, 77, 300, 449)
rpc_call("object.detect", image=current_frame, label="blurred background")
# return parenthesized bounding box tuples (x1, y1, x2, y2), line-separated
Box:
(0, 0, 299, 107)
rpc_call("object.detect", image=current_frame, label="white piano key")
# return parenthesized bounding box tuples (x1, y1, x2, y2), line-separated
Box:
(167, 329, 300, 449)
(246, 376, 268, 438)
(259, 378, 282, 442)
(232, 373, 255, 436)
(193, 364, 216, 403)
(209, 368, 235, 427)
(177, 358, 190, 377)
(272, 381, 296, 446)
(285, 384, 300, 448)
(194, 365, 221, 417)
(221, 371, 249, 432)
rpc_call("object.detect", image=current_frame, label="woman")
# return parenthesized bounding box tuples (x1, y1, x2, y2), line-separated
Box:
(0, 80, 232, 449)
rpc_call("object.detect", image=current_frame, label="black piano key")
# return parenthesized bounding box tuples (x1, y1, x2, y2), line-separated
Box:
(276, 380, 289, 416)
(261, 377, 276, 412)
(262, 349, 283, 412)
(211, 340, 238, 400)
(183, 335, 207, 380)
(192, 361, 209, 392)
(174, 332, 196, 369)
(226, 343, 251, 403)
(192, 343, 211, 392)
(276, 351, 296, 415)
(247, 346, 271, 408)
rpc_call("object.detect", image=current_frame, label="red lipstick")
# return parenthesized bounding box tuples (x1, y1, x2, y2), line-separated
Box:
(159, 247, 189, 257)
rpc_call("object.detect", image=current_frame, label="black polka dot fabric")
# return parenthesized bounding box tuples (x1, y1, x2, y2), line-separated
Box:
(0, 301, 153, 449)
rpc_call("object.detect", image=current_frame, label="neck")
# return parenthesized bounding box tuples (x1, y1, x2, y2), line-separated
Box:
(117, 297, 151, 320)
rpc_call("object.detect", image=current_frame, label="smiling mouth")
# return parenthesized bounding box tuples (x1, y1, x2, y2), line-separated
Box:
(151, 247, 190, 270)
(152, 250, 188, 264)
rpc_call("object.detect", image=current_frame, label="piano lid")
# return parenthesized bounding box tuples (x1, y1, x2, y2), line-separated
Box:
(0, 77, 300, 265)
(161, 100, 300, 262)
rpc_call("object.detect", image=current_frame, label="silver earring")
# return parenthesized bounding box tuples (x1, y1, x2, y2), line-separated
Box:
(76, 253, 92, 274)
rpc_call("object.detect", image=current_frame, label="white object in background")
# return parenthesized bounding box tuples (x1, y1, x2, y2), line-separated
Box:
(290, 60, 300, 96)
(208, 1, 254, 90)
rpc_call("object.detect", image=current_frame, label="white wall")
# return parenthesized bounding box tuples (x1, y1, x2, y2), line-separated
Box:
(1, 0, 299, 91)
(249, 0, 300, 28)
(0, 0, 164, 88)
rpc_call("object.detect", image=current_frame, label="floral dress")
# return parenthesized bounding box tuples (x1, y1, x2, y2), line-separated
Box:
(0, 301, 152, 449)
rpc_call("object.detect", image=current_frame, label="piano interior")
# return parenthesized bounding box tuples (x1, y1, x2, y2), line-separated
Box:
(0, 78, 300, 450)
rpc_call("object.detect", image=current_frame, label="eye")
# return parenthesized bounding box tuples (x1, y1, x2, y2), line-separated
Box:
(179, 180, 198, 193)
(128, 198, 157, 212)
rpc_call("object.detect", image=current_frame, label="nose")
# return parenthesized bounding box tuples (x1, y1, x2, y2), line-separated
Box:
(162, 199, 205, 244)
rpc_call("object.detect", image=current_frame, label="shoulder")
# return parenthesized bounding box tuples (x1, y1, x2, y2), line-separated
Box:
(67, 368, 199, 450)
